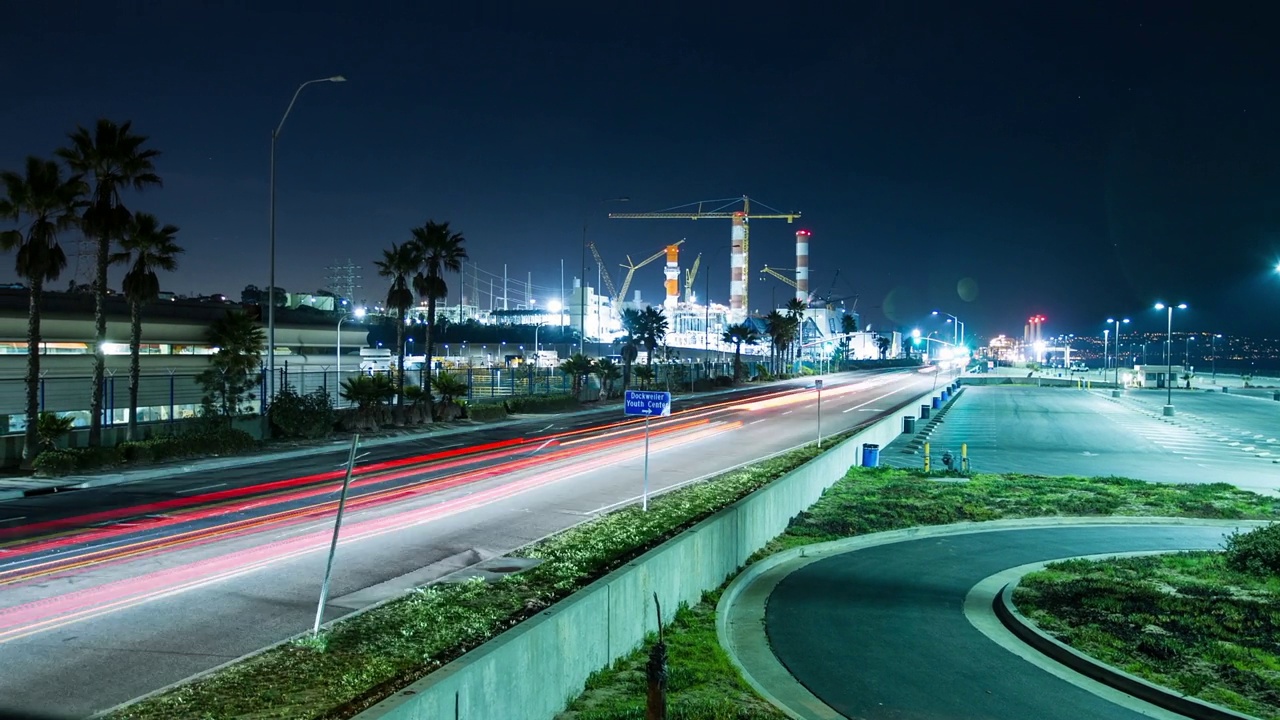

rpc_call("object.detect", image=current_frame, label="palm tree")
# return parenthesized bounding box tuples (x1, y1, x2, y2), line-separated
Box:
(875, 335, 892, 360)
(197, 311, 265, 420)
(633, 365, 656, 390)
(410, 220, 467, 414)
(637, 306, 668, 370)
(559, 353, 595, 397)
(619, 308, 643, 390)
(375, 242, 420, 413)
(0, 157, 84, 465)
(57, 119, 162, 447)
(784, 298, 807, 369)
(764, 310, 789, 374)
(111, 213, 181, 440)
(721, 322, 761, 381)
(592, 357, 621, 399)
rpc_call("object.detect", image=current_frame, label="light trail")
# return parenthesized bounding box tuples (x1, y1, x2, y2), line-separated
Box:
(0, 420, 740, 643)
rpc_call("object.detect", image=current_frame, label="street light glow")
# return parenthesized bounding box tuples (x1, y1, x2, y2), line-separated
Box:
(546, 299, 563, 313)
(353, 306, 366, 319)
(328, 75, 347, 82)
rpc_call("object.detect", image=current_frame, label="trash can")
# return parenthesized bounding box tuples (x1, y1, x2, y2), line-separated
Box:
(902, 415, 916, 434)
(1273, 391, 1280, 402)
(941, 390, 950, 402)
(920, 404, 931, 419)
(1223, 387, 1230, 394)
(862, 443, 880, 467)
(932, 396, 941, 410)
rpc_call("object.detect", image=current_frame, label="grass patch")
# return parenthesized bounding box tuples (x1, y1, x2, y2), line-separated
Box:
(109, 430, 858, 720)
(559, 590, 785, 720)
(564, 468, 1280, 719)
(1015, 551, 1280, 719)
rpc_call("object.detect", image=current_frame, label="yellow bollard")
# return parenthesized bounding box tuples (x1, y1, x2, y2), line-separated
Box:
(923, 442, 931, 473)
(961, 443, 969, 473)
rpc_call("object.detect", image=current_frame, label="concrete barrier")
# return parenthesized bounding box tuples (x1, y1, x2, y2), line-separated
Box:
(356, 388, 934, 720)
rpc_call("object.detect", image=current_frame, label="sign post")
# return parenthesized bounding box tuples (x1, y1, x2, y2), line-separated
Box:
(624, 390, 672, 511)
(314, 433, 360, 635)
(814, 379, 824, 448)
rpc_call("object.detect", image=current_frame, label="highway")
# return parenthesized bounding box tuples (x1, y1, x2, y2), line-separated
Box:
(0, 369, 934, 718)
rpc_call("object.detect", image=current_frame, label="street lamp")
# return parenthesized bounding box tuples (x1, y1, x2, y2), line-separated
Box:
(336, 306, 366, 393)
(1211, 333, 1222, 382)
(580, 197, 630, 355)
(1154, 302, 1187, 415)
(1185, 334, 1195, 368)
(268, 74, 346, 405)
(931, 310, 963, 346)
(1106, 317, 1129, 386)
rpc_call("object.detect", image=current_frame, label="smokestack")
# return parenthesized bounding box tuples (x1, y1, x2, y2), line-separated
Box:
(663, 244, 680, 309)
(795, 230, 811, 303)
(730, 212, 746, 316)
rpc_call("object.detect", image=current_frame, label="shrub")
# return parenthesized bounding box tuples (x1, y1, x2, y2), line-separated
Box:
(118, 441, 154, 464)
(31, 449, 79, 477)
(504, 394, 579, 414)
(1224, 524, 1280, 577)
(36, 412, 75, 451)
(466, 402, 509, 422)
(269, 386, 336, 439)
(76, 446, 123, 470)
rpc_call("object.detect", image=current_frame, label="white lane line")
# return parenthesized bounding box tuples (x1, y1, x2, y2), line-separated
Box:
(177, 483, 227, 494)
(749, 419, 767, 425)
(0, 517, 26, 525)
(781, 411, 793, 416)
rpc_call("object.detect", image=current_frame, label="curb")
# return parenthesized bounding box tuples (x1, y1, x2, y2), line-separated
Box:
(994, 579, 1259, 720)
(716, 517, 1271, 720)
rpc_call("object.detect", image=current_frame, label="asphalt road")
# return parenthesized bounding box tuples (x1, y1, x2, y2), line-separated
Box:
(1123, 387, 1280, 437)
(883, 386, 1280, 494)
(0, 378, 820, 536)
(766, 524, 1232, 720)
(0, 369, 935, 718)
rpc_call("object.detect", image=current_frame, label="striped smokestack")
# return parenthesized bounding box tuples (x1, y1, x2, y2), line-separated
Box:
(663, 243, 680, 309)
(730, 212, 746, 316)
(795, 229, 811, 303)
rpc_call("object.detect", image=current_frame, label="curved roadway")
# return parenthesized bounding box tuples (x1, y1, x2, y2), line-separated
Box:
(763, 524, 1239, 719)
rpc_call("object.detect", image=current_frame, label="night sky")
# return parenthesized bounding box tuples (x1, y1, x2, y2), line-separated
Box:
(3, 2, 1279, 339)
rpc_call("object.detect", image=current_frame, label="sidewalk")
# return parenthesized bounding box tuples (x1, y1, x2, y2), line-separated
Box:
(0, 377, 814, 501)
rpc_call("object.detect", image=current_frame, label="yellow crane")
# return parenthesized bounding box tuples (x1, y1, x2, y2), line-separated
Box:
(760, 265, 821, 305)
(683, 253, 701, 302)
(617, 240, 684, 305)
(609, 195, 800, 317)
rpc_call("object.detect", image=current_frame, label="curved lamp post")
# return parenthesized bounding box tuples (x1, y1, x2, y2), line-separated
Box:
(268, 74, 346, 406)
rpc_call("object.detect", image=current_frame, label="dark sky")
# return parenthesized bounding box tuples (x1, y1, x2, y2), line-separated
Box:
(3, 1, 1279, 339)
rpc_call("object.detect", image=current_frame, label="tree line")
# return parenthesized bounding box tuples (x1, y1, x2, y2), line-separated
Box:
(1, 119, 182, 466)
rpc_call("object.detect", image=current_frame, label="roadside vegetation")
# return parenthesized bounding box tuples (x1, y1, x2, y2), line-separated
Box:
(1015, 524, 1280, 719)
(108, 431, 857, 720)
(565, 468, 1280, 719)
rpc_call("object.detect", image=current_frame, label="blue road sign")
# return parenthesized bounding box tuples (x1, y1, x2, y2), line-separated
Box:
(624, 390, 671, 417)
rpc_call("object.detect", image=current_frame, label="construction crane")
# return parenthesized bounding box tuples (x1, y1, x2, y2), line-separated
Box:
(683, 253, 701, 302)
(760, 265, 818, 305)
(617, 240, 685, 305)
(609, 196, 800, 319)
(587, 242, 620, 303)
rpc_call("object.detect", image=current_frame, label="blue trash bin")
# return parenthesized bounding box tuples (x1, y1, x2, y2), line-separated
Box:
(862, 443, 880, 467)
(920, 404, 931, 419)
(941, 390, 950, 402)
(932, 396, 941, 409)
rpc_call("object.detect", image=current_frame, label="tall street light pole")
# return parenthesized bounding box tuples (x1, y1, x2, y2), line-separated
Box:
(269, 74, 347, 406)
(336, 305, 366, 392)
(580, 197, 630, 356)
(1154, 302, 1187, 416)
(932, 310, 961, 346)
(1106, 317, 1129, 386)
(1211, 333, 1222, 383)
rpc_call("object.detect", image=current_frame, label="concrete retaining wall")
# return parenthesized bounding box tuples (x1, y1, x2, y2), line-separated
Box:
(358, 387, 938, 720)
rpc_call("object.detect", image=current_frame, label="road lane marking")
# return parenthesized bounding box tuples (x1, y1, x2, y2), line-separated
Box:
(0, 518, 25, 525)
(177, 484, 227, 495)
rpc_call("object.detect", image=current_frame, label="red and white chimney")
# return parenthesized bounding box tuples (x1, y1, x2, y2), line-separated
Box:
(795, 230, 811, 303)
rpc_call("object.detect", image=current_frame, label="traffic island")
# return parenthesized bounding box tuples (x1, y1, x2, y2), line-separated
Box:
(560, 470, 1280, 719)
(1007, 529, 1280, 720)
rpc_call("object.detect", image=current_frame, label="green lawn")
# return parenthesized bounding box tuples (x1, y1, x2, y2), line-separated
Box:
(1016, 552, 1280, 719)
(563, 468, 1280, 719)
(109, 432, 856, 720)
